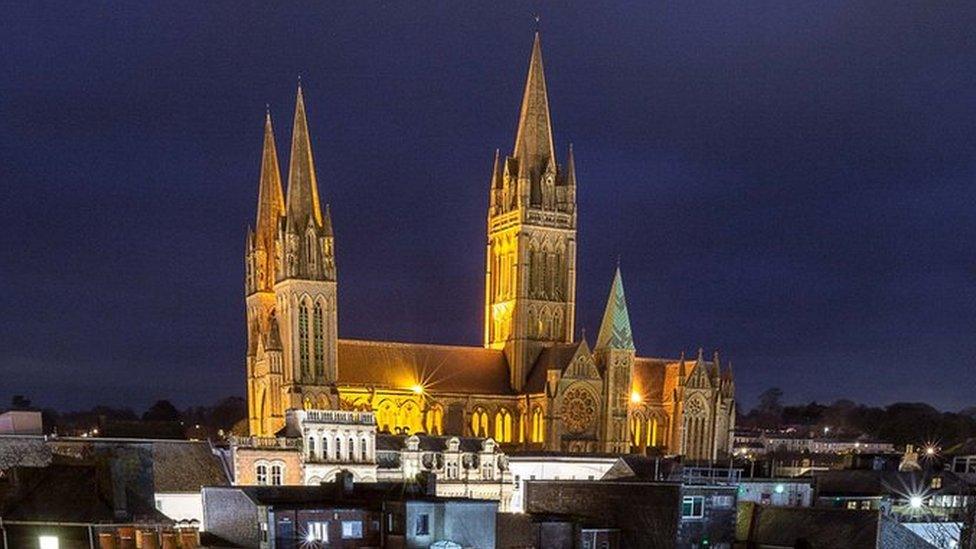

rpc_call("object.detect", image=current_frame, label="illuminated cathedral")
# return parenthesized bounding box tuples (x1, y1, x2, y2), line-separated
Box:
(245, 33, 735, 461)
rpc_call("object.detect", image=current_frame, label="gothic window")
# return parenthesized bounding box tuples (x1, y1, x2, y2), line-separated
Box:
(256, 464, 268, 485)
(299, 302, 310, 378)
(531, 407, 545, 443)
(426, 405, 444, 435)
(554, 250, 565, 299)
(545, 252, 556, 297)
(270, 463, 283, 486)
(377, 401, 395, 432)
(507, 251, 517, 299)
(495, 409, 513, 442)
(560, 386, 598, 434)
(313, 302, 325, 377)
(471, 408, 489, 437)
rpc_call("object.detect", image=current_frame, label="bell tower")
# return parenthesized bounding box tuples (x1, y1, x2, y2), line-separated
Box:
(484, 33, 577, 392)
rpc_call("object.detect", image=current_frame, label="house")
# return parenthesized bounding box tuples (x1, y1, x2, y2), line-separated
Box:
(202, 471, 497, 549)
(736, 503, 934, 548)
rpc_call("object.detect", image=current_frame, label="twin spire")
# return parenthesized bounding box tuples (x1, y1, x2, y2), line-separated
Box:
(254, 84, 329, 243)
(595, 266, 636, 351)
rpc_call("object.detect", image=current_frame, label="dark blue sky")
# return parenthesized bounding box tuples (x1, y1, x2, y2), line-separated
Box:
(2, 2, 974, 412)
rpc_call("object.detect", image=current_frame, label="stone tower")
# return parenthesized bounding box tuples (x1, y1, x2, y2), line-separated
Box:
(247, 85, 339, 436)
(246, 112, 287, 436)
(484, 33, 577, 392)
(593, 267, 636, 453)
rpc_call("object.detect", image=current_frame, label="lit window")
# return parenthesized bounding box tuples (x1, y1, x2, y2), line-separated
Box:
(270, 464, 283, 486)
(712, 495, 734, 508)
(342, 521, 363, 539)
(313, 302, 325, 377)
(308, 437, 316, 458)
(299, 303, 310, 378)
(681, 496, 704, 519)
(307, 521, 328, 542)
(39, 536, 59, 549)
(415, 513, 430, 536)
(931, 476, 943, 489)
(256, 464, 268, 485)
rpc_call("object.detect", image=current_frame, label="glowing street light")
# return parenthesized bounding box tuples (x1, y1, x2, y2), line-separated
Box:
(411, 384, 424, 395)
(630, 391, 642, 404)
(909, 496, 924, 509)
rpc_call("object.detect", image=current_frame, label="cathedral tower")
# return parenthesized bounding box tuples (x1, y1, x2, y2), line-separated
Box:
(246, 112, 286, 436)
(485, 33, 577, 392)
(247, 85, 339, 436)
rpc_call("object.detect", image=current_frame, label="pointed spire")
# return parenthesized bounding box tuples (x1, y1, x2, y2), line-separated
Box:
(678, 351, 688, 378)
(565, 143, 576, 187)
(322, 203, 334, 237)
(595, 266, 635, 351)
(286, 83, 324, 230)
(255, 112, 284, 249)
(491, 148, 503, 188)
(513, 32, 555, 178)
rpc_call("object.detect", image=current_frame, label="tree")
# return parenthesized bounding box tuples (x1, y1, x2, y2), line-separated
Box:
(142, 400, 181, 422)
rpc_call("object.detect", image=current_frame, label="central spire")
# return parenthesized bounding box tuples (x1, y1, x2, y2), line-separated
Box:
(286, 84, 323, 228)
(513, 32, 555, 177)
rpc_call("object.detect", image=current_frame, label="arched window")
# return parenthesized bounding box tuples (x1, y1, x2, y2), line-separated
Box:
(361, 437, 368, 461)
(256, 464, 268, 485)
(495, 409, 512, 442)
(303, 397, 313, 411)
(298, 302, 310, 378)
(313, 302, 325, 378)
(377, 401, 395, 433)
(308, 436, 316, 459)
(336, 437, 342, 461)
(323, 437, 329, 460)
(531, 407, 545, 443)
(471, 409, 489, 437)
(348, 437, 355, 461)
(270, 463, 284, 486)
(426, 405, 444, 435)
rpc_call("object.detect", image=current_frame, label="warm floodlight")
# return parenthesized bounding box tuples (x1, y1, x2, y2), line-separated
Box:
(630, 391, 642, 404)
(411, 384, 424, 395)
(909, 496, 924, 509)
(39, 536, 59, 549)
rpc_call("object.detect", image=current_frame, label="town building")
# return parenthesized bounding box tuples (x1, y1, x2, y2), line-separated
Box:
(736, 503, 935, 548)
(229, 409, 514, 510)
(736, 478, 814, 507)
(202, 472, 497, 549)
(506, 453, 620, 513)
(243, 33, 735, 461)
(0, 434, 230, 529)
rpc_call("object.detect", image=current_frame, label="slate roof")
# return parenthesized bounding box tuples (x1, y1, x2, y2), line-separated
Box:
(375, 433, 488, 453)
(524, 342, 584, 394)
(0, 458, 172, 524)
(741, 505, 883, 548)
(815, 469, 972, 498)
(594, 268, 635, 351)
(337, 339, 513, 395)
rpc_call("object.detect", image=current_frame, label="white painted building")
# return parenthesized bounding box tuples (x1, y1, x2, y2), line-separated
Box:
(506, 454, 619, 513)
(736, 478, 814, 507)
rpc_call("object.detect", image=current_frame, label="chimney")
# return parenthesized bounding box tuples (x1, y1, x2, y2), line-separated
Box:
(333, 470, 354, 495)
(418, 471, 437, 497)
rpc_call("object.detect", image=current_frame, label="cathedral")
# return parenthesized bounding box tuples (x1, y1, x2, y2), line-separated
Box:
(244, 33, 736, 461)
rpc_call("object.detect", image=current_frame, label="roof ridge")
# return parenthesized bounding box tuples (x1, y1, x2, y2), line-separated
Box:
(338, 338, 504, 353)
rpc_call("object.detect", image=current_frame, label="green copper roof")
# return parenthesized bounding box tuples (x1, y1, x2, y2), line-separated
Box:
(595, 267, 635, 351)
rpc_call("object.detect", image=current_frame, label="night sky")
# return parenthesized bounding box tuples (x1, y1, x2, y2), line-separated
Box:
(2, 3, 975, 412)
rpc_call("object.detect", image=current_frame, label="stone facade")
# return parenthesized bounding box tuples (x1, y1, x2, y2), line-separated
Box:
(245, 33, 735, 461)
(231, 409, 515, 510)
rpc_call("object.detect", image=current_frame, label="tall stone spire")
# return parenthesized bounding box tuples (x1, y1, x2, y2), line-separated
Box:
(255, 112, 284, 250)
(513, 32, 555, 179)
(595, 267, 635, 351)
(285, 84, 323, 229)
(564, 143, 577, 187)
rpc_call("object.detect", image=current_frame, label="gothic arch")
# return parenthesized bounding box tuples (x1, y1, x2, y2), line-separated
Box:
(494, 408, 513, 442)
(471, 407, 490, 437)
